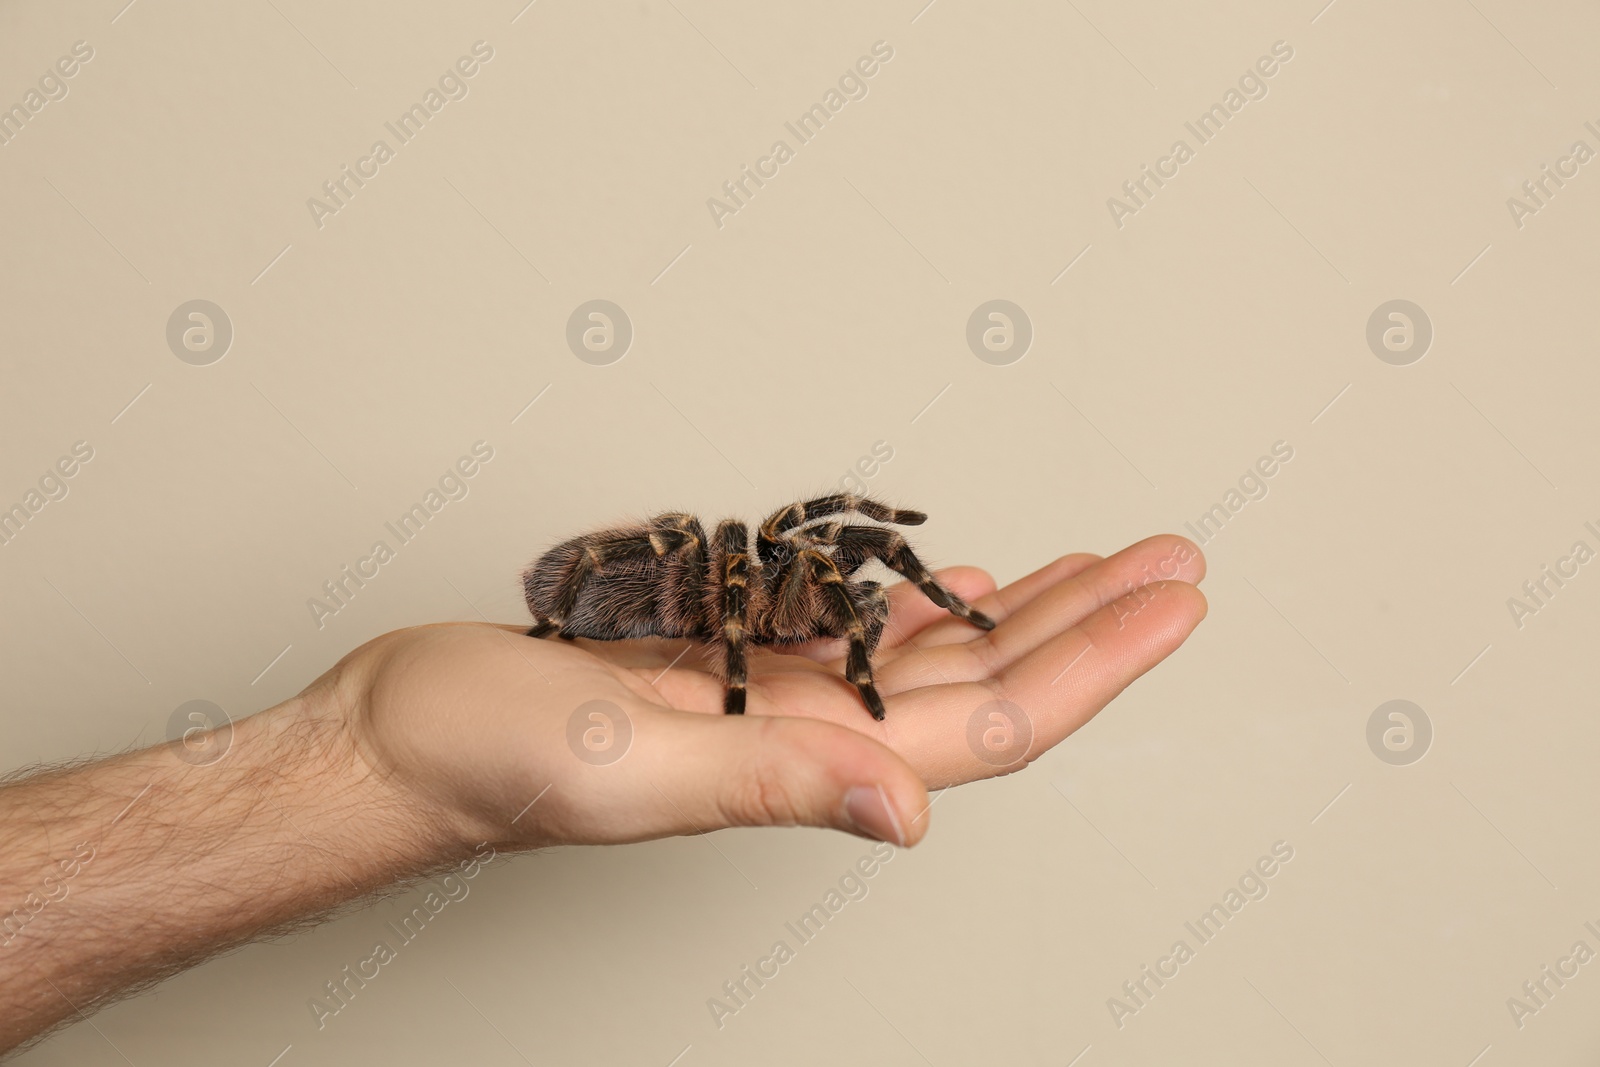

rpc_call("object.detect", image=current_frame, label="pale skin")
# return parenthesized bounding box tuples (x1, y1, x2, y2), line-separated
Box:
(0, 535, 1205, 1054)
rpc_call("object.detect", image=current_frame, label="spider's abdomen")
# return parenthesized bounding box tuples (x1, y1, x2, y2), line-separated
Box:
(522, 520, 710, 640)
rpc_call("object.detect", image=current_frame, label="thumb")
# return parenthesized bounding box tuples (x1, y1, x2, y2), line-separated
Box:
(596, 709, 931, 847)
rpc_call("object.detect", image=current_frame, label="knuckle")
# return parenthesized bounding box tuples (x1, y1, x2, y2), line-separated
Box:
(718, 720, 807, 828)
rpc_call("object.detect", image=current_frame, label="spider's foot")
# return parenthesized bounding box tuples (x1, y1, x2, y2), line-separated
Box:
(861, 686, 887, 721)
(724, 687, 747, 715)
(941, 597, 996, 631)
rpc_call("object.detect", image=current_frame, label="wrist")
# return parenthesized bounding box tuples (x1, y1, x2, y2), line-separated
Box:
(0, 686, 469, 1052)
(316, 626, 540, 855)
(260, 685, 468, 878)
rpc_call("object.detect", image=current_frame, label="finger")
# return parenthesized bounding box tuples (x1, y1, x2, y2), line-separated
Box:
(882, 580, 1208, 789)
(791, 554, 1100, 666)
(997, 580, 1207, 709)
(875, 565, 997, 651)
(545, 708, 932, 847)
(898, 552, 1103, 652)
(892, 535, 1204, 678)
(782, 565, 998, 664)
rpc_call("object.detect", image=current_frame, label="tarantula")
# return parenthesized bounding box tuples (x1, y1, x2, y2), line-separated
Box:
(521, 493, 995, 719)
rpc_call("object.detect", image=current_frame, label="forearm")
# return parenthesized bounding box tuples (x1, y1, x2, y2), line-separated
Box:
(0, 690, 461, 1055)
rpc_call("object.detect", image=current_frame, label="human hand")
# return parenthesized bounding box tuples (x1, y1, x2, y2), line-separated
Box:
(317, 535, 1206, 857)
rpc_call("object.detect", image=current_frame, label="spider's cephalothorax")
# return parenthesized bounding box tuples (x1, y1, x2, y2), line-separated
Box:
(521, 493, 995, 720)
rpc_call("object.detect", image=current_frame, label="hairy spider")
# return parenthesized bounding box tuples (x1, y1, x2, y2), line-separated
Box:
(520, 493, 995, 720)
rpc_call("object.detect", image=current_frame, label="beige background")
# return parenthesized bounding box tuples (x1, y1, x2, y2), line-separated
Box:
(3, 0, 1598, 1062)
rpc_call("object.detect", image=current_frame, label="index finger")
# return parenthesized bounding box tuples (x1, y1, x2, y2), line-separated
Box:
(875, 579, 1208, 790)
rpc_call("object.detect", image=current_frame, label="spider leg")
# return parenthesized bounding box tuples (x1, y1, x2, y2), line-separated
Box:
(801, 550, 890, 720)
(757, 493, 924, 564)
(857, 580, 889, 656)
(829, 525, 996, 631)
(522, 545, 604, 638)
(714, 520, 752, 714)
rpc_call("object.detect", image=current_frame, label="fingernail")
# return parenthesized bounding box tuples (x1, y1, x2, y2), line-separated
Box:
(843, 784, 906, 846)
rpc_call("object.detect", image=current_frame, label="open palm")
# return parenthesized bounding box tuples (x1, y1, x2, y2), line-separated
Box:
(328, 535, 1206, 853)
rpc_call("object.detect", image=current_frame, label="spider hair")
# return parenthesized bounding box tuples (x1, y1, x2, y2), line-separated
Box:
(522, 494, 993, 720)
